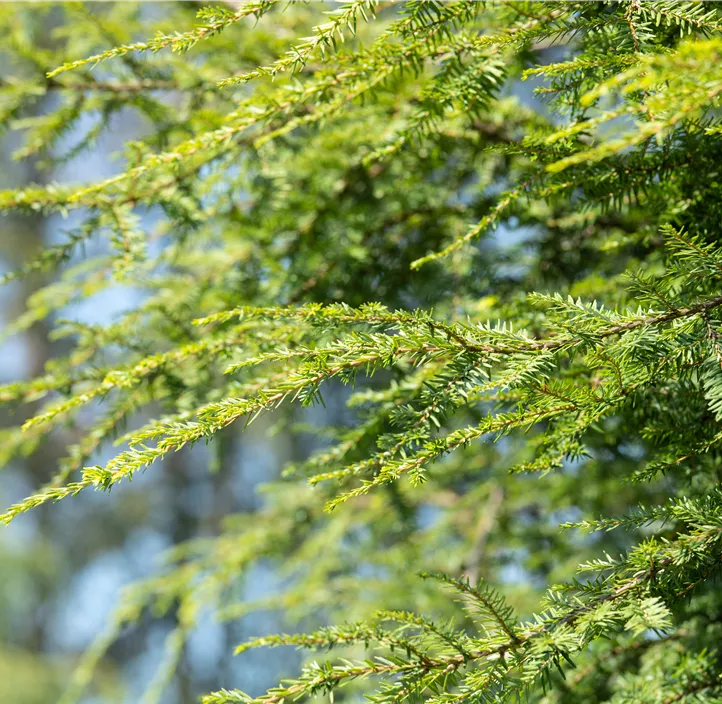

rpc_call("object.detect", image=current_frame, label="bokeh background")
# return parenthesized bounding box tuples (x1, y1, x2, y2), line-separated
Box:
(0, 5, 304, 701)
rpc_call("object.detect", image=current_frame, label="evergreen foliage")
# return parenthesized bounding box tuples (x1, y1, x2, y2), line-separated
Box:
(3, 1, 722, 702)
